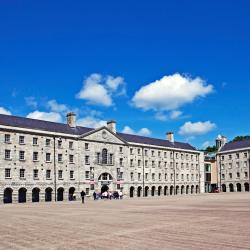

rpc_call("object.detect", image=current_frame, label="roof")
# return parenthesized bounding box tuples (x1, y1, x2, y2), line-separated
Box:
(219, 139, 250, 152)
(0, 114, 197, 151)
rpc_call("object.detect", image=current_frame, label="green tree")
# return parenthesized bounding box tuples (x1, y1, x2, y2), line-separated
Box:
(232, 136, 250, 142)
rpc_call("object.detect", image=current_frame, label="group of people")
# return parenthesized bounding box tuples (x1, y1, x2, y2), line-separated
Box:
(80, 190, 123, 204)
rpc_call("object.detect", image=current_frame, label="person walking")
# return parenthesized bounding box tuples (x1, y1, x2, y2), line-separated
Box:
(80, 190, 86, 204)
(93, 191, 97, 200)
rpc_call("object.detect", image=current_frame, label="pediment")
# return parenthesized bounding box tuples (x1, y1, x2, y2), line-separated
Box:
(79, 127, 127, 144)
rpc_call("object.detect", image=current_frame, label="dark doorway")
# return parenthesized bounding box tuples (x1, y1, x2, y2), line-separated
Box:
(45, 188, 52, 202)
(196, 185, 199, 194)
(18, 188, 27, 203)
(32, 188, 40, 202)
(145, 186, 149, 197)
(186, 185, 189, 194)
(130, 186, 134, 198)
(137, 186, 142, 197)
(236, 183, 241, 192)
(229, 183, 234, 192)
(101, 184, 109, 193)
(4, 188, 13, 204)
(69, 187, 75, 201)
(221, 184, 226, 192)
(170, 186, 174, 195)
(158, 186, 162, 196)
(245, 183, 249, 192)
(181, 185, 184, 194)
(57, 187, 64, 201)
(164, 186, 168, 196)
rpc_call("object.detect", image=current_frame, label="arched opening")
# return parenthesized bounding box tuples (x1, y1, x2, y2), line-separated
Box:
(151, 186, 156, 196)
(191, 185, 194, 194)
(244, 183, 249, 192)
(176, 185, 179, 195)
(186, 185, 189, 194)
(145, 186, 149, 197)
(164, 186, 168, 196)
(101, 184, 109, 193)
(130, 186, 135, 198)
(32, 188, 40, 202)
(181, 185, 185, 195)
(137, 186, 142, 197)
(236, 183, 241, 192)
(68, 187, 75, 201)
(158, 186, 162, 196)
(102, 148, 108, 164)
(4, 188, 13, 204)
(57, 187, 64, 201)
(45, 187, 52, 202)
(196, 185, 199, 194)
(18, 188, 27, 203)
(170, 186, 174, 195)
(229, 183, 234, 192)
(221, 184, 226, 192)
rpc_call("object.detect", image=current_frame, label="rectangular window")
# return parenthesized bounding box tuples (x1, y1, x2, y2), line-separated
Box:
(164, 161, 167, 168)
(144, 150, 148, 156)
(187, 174, 189, 181)
(138, 148, 141, 155)
(244, 161, 248, 167)
(69, 154, 74, 163)
(109, 154, 113, 165)
(152, 173, 155, 181)
(130, 172, 134, 181)
(236, 162, 240, 168)
(229, 155, 232, 160)
(158, 151, 161, 157)
(236, 153, 240, 159)
(45, 139, 51, 146)
(145, 160, 148, 167)
(5, 168, 11, 178)
(19, 136, 25, 144)
(164, 152, 167, 158)
(171, 173, 174, 181)
(58, 139, 62, 148)
(244, 152, 248, 158)
(58, 154, 62, 162)
(19, 151, 25, 161)
(245, 172, 248, 178)
(46, 170, 51, 179)
(90, 184, 95, 190)
(85, 143, 89, 150)
(229, 173, 232, 179)
(152, 161, 155, 167)
(138, 173, 141, 181)
(33, 152, 38, 161)
(176, 153, 178, 159)
(33, 169, 38, 179)
(130, 159, 133, 167)
(221, 173, 225, 180)
(119, 158, 123, 166)
(191, 174, 194, 181)
(176, 174, 179, 181)
(5, 150, 11, 160)
(33, 137, 38, 145)
(4, 134, 11, 143)
(70, 170, 74, 179)
(90, 167, 94, 180)
(158, 161, 161, 168)
(152, 150, 155, 157)
(69, 141, 73, 149)
(86, 188, 90, 196)
(221, 164, 225, 170)
(130, 148, 133, 155)
(165, 173, 168, 180)
(181, 174, 184, 181)
(119, 147, 123, 153)
(237, 172, 240, 178)
(138, 159, 141, 167)
(158, 173, 161, 180)
(20, 169, 25, 179)
(145, 173, 148, 181)
(58, 170, 63, 179)
(85, 155, 89, 165)
(46, 153, 51, 162)
(85, 171, 90, 179)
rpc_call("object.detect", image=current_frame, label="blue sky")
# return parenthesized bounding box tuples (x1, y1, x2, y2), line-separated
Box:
(0, 0, 250, 149)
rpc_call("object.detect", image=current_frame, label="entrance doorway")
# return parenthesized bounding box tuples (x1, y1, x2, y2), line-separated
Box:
(101, 184, 109, 193)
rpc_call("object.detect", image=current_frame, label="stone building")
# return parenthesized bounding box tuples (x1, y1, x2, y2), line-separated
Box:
(204, 152, 218, 192)
(0, 113, 204, 204)
(217, 136, 250, 192)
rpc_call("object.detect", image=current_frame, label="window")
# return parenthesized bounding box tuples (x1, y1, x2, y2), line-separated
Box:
(191, 155, 193, 160)
(186, 154, 189, 160)
(5, 168, 11, 178)
(165, 173, 168, 180)
(176, 174, 179, 181)
(181, 154, 184, 160)
(58, 154, 62, 162)
(171, 173, 174, 181)
(229, 163, 232, 169)
(244, 161, 248, 168)
(145, 160, 148, 167)
(85, 171, 90, 179)
(176, 153, 178, 159)
(130, 159, 133, 167)
(4, 134, 10, 143)
(90, 184, 95, 190)
(19, 151, 25, 161)
(33, 137, 38, 145)
(70, 170, 74, 179)
(90, 167, 94, 179)
(145, 173, 148, 181)
(33, 169, 38, 179)
(244, 152, 248, 158)
(158, 151, 161, 157)
(245, 172, 248, 178)
(130, 148, 133, 155)
(181, 174, 184, 181)
(152, 161, 155, 167)
(158, 173, 161, 180)
(58, 140, 62, 148)
(46, 139, 51, 146)
(86, 188, 90, 196)
(19, 136, 25, 144)
(119, 147, 123, 153)
(85, 143, 89, 150)
(187, 174, 189, 181)
(33, 152, 38, 161)
(191, 164, 194, 170)
(109, 154, 113, 165)
(164, 152, 167, 158)
(69, 155, 74, 163)
(158, 161, 161, 168)
(58, 170, 63, 179)
(130, 172, 134, 181)
(46, 153, 51, 162)
(69, 141, 73, 149)
(119, 158, 123, 166)
(181, 163, 184, 170)
(196, 164, 199, 170)
(170, 162, 173, 169)
(237, 172, 240, 178)
(138, 148, 141, 155)
(96, 152, 101, 164)
(46, 170, 51, 179)
(236, 153, 240, 159)
(144, 150, 148, 156)
(221, 173, 225, 180)
(176, 163, 179, 169)
(191, 174, 194, 181)
(20, 169, 25, 179)
(5, 150, 11, 160)
(151, 150, 155, 157)
(229, 155, 232, 160)
(186, 163, 189, 169)
(138, 173, 141, 181)
(236, 162, 240, 168)
(85, 155, 89, 165)
(117, 184, 121, 190)
(152, 173, 155, 181)
(221, 164, 225, 170)
(138, 159, 141, 167)
(102, 149, 108, 164)
(164, 162, 167, 168)
(229, 173, 232, 179)
(117, 168, 120, 178)
(196, 174, 199, 180)
(221, 155, 224, 161)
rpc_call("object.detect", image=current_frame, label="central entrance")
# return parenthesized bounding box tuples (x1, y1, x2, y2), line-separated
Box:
(98, 172, 113, 193)
(101, 184, 109, 193)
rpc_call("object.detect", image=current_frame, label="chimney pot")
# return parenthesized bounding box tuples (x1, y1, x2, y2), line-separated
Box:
(166, 132, 174, 143)
(107, 120, 116, 133)
(67, 112, 76, 128)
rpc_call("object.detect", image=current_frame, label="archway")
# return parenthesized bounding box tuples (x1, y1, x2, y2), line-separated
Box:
(130, 186, 135, 198)
(45, 187, 52, 202)
(145, 186, 149, 197)
(229, 183, 234, 192)
(176, 185, 179, 195)
(101, 185, 109, 193)
(57, 187, 64, 201)
(4, 188, 13, 204)
(186, 185, 189, 194)
(68, 187, 75, 201)
(164, 186, 168, 196)
(18, 188, 27, 203)
(137, 186, 142, 197)
(170, 186, 174, 195)
(221, 184, 226, 192)
(181, 185, 185, 194)
(158, 186, 162, 196)
(236, 183, 241, 192)
(244, 183, 249, 192)
(196, 185, 199, 194)
(191, 185, 194, 194)
(32, 188, 40, 202)
(151, 186, 156, 196)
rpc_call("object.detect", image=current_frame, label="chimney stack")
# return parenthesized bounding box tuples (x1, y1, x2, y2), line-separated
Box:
(67, 112, 76, 128)
(216, 135, 227, 150)
(166, 132, 174, 143)
(107, 120, 116, 133)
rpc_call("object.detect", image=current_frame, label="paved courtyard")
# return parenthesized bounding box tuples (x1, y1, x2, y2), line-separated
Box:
(0, 193, 250, 250)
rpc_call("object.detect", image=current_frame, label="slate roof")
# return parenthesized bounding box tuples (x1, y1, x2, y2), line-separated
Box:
(0, 114, 197, 151)
(219, 139, 250, 152)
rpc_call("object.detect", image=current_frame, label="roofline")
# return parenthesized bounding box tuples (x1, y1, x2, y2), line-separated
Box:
(217, 147, 250, 154)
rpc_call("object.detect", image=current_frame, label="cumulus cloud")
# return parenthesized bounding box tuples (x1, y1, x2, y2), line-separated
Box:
(169, 110, 182, 119)
(77, 116, 107, 128)
(47, 99, 69, 113)
(179, 121, 216, 136)
(132, 73, 213, 111)
(155, 110, 183, 121)
(76, 73, 125, 107)
(202, 141, 212, 149)
(27, 111, 62, 123)
(0, 107, 11, 115)
(122, 126, 151, 136)
(25, 97, 38, 108)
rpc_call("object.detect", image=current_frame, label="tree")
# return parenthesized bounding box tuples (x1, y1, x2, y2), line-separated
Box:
(232, 136, 250, 142)
(204, 145, 217, 153)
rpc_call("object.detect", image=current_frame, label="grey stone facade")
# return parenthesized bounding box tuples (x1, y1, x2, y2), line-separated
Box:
(0, 113, 204, 204)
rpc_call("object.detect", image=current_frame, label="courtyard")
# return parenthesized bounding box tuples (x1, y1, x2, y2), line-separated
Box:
(0, 193, 249, 250)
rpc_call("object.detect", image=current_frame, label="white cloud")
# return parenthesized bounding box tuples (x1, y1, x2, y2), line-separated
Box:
(0, 107, 11, 115)
(179, 121, 216, 136)
(76, 73, 125, 107)
(155, 110, 183, 121)
(25, 97, 38, 108)
(122, 126, 151, 136)
(47, 100, 68, 113)
(169, 110, 182, 119)
(132, 73, 213, 111)
(27, 111, 62, 123)
(77, 116, 106, 129)
(202, 141, 212, 149)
